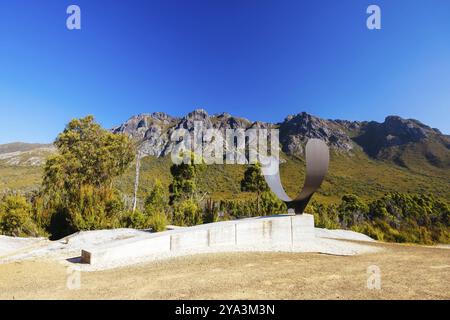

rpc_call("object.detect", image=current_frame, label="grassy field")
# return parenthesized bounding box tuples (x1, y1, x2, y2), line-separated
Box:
(0, 166, 44, 194)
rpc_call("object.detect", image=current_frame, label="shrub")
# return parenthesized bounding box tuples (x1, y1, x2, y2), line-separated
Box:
(148, 211, 167, 232)
(169, 154, 205, 204)
(0, 195, 42, 237)
(260, 191, 287, 215)
(338, 194, 369, 228)
(145, 179, 168, 213)
(121, 209, 148, 229)
(309, 201, 340, 229)
(240, 163, 269, 213)
(173, 199, 202, 226)
(68, 185, 125, 231)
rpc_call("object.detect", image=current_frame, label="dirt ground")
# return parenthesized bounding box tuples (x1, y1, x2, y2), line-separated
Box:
(0, 241, 449, 300)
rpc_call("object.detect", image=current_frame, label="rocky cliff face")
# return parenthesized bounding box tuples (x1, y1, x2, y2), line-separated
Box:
(112, 109, 272, 157)
(112, 112, 178, 157)
(353, 116, 444, 157)
(279, 112, 354, 156)
(112, 109, 449, 168)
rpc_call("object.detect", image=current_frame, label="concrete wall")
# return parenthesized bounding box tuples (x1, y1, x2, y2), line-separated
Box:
(81, 214, 315, 265)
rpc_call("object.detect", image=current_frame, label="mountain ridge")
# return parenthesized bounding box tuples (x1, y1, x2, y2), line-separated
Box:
(112, 109, 450, 170)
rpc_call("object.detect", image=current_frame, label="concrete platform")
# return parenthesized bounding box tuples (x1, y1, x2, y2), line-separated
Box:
(81, 214, 315, 265)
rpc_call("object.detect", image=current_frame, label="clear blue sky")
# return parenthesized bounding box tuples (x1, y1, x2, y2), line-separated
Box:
(1, 0, 449, 143)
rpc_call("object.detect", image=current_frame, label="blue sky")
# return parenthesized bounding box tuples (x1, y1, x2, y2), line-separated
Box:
(0, 0, 449, 143)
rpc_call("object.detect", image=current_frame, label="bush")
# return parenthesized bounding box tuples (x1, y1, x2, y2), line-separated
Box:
(173, 199, 202, 226)
(68, 185, 125, 231)
(121, 209, 148, 229)
(260, 191, 287, 215)
(145, 179, 168, 213)
(122, 209, 167, 232)
(0, 195, 42, 237)
(169, 154, 205, 205)
(308, 201, 340, 229)
(338, 194, 369, 228)
(148, 211, 167, 232)
(350, 222, 384, 241)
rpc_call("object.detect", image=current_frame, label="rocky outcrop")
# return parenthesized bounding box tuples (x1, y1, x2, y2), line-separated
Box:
(113, 109, 273, 157)
(279, 112, 354, 156)
(111, 112, 179, 157)
(353, 116, 440, 157)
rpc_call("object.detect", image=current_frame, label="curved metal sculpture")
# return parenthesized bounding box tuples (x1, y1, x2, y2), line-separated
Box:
(261, 139, 329, 214)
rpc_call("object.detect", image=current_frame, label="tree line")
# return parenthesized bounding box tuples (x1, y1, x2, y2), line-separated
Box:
(310, 193, 449, 244)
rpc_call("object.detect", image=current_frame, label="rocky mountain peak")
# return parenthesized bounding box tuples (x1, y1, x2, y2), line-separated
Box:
(214, 113, 252, 130)
(279, 112, 354, 156)
(178, 109, 212, 130)
(149, 111, 175, 122)
(383, 116, 433, 142)
(216, 112, 231, 119)
(353, 115, 445, 160)
(185, 108, 209, 120)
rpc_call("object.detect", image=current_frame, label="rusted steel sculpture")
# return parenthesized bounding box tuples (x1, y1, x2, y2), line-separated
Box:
(261, 139, 329, 214)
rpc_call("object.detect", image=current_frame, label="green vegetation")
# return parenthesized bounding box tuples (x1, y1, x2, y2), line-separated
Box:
(143, 180, 168, 231)
(240, 163, 269, 213)
(1, 116, 136, 239)
(0, 166, 44, 194)
(108, 149, 450, 206)
(145, 180, 167, 213)
(0, 194, 43, 237)
(37, 116, 135, 237)
(173, 199, 203, 226)
(169, 155, 205, 204)
(147, 211, 168, 232)
(214, 163, 288, 219)
(3, 148, 449, 206)
(309, 193, 450, 245)
(168, 155, 206, 226)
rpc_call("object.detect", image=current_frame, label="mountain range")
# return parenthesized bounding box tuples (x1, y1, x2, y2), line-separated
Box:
(112, 109, 450, 169)
(1, 109, 449, 204)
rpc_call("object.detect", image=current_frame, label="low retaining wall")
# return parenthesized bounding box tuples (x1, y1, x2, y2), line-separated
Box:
(81, 214, 315, 265)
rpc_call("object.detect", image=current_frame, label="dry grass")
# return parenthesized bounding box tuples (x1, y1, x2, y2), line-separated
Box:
(0, 241, 449, 300)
